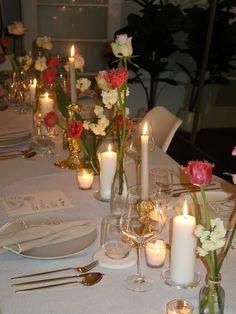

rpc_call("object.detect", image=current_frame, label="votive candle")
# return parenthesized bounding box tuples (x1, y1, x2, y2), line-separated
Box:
(146, 239, 166, 267)
(166, 299, 194, 314)
(77, 168, 94, 190)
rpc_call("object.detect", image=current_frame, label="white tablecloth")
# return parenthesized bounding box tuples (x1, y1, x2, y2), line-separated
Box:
(0, 108, 235, 314)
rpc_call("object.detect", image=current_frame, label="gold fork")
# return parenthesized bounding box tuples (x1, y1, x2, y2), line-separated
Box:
(11, 260, 98, 280)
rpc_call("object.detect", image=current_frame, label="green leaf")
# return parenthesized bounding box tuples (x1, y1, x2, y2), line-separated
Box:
(55, 84, 69, 117)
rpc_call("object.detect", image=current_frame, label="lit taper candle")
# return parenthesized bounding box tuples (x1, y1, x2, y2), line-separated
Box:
(141, 121, 149, 200)
(69, 45, 77, 104)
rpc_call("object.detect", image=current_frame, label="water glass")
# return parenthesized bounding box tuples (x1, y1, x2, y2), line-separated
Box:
(100, 215, 131, 260)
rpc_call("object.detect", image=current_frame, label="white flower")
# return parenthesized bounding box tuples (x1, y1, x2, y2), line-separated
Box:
(125, 107, 130, 117)
(83, 120, 90, 130)
(34, 56, 47, 71)
(195, 224, 210, 241)
(197, 246, 208, 257)
(74, 54, 85, 71)
(76, 78, 91, 92)
(35, 36, 52, 50)
(101, 89, 118, 109)
(17, 54, 32, 71)
(94, 105, 104, 118)
(95, 71, 111, 90)
(111, 34, 133, 58)
(8, 21, 26, 36)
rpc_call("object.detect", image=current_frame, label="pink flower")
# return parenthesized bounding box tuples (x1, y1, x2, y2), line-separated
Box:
(67, 120, 83, 139)
(107, 67, 128, 88)
(47, 56, 58, 67)
(181, 160, 215, 185)
(232, 147, 236, 156)
(95, 70, 112, 90)
(42, 70, 56, 84)
(44, 111, 59, 128)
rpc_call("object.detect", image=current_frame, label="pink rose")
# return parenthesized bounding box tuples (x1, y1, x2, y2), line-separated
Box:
(67, 120, 83, 139)
(44, 111, 58, 128)
(181, 160, 214, 185)
(47, 56, 58, 67)
(107, 67, 128, 88)
(232, 147, 236, 156)
(42, 70, 56, 84)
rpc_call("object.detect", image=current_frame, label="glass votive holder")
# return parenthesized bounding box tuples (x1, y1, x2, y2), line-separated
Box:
(145, 238, 166, 268)
(166, 299, 194, 314)
(77, 168, 94, 190)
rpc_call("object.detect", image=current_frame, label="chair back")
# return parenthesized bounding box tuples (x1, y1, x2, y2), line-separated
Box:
(143, 106, 182, 152)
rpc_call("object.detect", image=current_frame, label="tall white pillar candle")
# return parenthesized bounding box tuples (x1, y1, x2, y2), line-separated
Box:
(170, 200, 196, 285)
(141, 121, 149, 200)
(40, 92, 54, 116)
(100, 144, 117, 200)
(69, 45, 77, 104)
(29, 78, 37, 105)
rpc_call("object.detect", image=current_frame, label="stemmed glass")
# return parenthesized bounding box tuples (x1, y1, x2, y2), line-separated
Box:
(149, 168, 173, 224)
(125, 119, 155, 184)
(120, 185, 164, 292)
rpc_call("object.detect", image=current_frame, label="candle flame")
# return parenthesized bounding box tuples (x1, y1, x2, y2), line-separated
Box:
(70, 45, 75, 57)
(108, 144, 112, 152)
(143, 121, 148, 135)
(33, 78, 37, 85)
(45, 92, 49, 100)
(183, 199, 188, 217)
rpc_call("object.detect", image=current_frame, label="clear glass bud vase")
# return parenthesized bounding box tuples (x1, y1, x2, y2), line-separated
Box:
(199, 275, 225, 314)
(110, 163, 128, 215)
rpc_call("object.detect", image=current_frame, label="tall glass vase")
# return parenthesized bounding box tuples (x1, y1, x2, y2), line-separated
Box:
(199, 275, 225, 314)
(110, 159, 128, 215)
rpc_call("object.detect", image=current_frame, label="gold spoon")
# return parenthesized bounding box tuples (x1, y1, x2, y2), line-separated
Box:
(14, 272, 104, 293)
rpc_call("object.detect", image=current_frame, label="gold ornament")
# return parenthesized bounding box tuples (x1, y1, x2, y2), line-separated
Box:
(54, 103, 82, 169)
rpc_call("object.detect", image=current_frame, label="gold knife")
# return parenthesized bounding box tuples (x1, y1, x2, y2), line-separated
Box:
(15, 280, 82, 293)
(12, 272, 102, 286)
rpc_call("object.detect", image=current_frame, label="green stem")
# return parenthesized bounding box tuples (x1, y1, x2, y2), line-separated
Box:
(200, 185, 210, 228)
(77, 138, 99, 175)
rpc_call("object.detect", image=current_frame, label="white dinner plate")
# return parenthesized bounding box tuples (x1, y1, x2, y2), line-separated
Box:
(0, 134, 31, 148)
(7, 229, 97, 260)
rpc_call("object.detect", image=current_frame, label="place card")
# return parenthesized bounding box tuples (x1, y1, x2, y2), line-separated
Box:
(2, 190, 73, 216)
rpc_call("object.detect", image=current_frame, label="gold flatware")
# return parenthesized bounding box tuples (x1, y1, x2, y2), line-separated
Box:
(11, 260, 98, 280)
(15, 272, 104, 293)
(12, 272, 103, 287)
(172, 187, 220, 198)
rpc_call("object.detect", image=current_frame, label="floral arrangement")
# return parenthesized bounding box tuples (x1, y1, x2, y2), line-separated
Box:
(95, 34, 133, 194)
(182, 160, 236, 313)
(0, 21, 31, 77)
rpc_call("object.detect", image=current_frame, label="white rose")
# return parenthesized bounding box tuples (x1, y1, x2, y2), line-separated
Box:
(8, 21, 26, 36)
(36, 36, 52, 50)
(34, 56, 47, 71)
(111, 34, 133, 58)
(74, 54, 85, 71)
(76, 78, 91, 92)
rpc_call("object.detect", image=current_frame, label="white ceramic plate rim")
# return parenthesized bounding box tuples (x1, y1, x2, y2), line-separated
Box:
(6, 221, 97, 260)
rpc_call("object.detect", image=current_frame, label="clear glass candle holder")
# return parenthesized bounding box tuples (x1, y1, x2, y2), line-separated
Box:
(145, 238, 166, 268)
(166, 299, 194, 314)
(77, 168, 94, 190)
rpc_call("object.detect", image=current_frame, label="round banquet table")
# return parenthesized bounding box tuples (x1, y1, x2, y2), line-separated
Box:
(0, 107, 235, 314)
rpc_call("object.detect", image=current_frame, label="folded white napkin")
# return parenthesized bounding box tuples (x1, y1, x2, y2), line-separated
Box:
(0, 219, 96, 254)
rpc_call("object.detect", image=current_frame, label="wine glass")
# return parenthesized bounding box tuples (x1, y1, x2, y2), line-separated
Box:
(149, 168, 173, 223)
(125, 119, 155, 184)
(120, 185, 164, 292)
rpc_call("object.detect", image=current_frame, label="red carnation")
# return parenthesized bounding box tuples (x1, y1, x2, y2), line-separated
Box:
(67, 120, 83, 139)
(107, 67, 128, 88)
(47, 56, 58, 67)
(42, 70, 56, 84)
(44, 111, 59, 128)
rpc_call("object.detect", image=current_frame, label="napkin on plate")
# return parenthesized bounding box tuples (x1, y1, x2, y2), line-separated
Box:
(0, 219, 96, 254)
